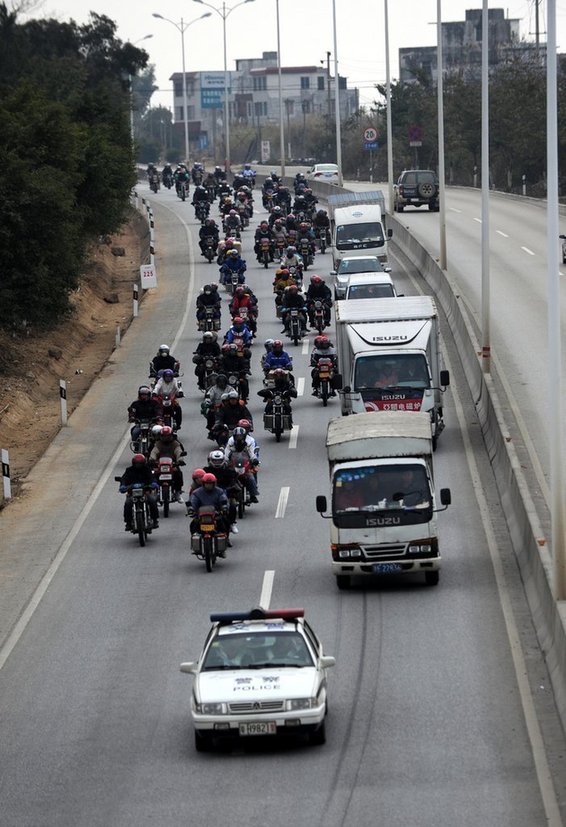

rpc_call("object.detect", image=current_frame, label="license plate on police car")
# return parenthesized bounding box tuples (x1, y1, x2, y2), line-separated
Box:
(239, 721, 277, 736)
(374, 563, 403, 574)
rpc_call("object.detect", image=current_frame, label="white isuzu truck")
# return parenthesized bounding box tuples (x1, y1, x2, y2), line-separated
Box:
(334, 295, 449, 447)
(316, 412, 451, 590)
(327, 191, 392, 268)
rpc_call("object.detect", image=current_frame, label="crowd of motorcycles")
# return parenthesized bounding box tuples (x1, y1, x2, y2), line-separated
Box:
(119, 161, 340, 570)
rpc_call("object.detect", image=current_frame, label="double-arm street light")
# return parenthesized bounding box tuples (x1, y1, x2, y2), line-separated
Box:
(193, 0, 255, 172)
(152, 12, 212, 163)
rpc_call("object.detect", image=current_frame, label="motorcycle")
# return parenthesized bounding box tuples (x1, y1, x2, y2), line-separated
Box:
(287, 263, 303, 289)
(206, 183, 216, 202)
(222, 218, 241, 239)
(314, 356, 337, 407)
(177, 181, 188, 202)
(149, 174, 160, 194)
(114, 480, 155, 547)
(263, 390, 293, 443)
(190, 506, 227, 572)
(162, 172, 173, 190)
(198, 305, 221, 333)
(130, 419, 153, 458)
(316, 227, 329, 254)
(203, 236, 217, 263)
(225, 370, 249, 403)
(155, 456, 175, 517)
(228, 450, 256, 518)
(298, 238, 313, 270)
(237, 203, 249, 229)
(311, 299, 329, 334)
(222, 267, 245, 295)
(274, 236, 287, 258)
(259, 237, 272, 269)
(195, 200, 210, 223)
(158, 392, 182, 431)
(288, 308, 304, 346)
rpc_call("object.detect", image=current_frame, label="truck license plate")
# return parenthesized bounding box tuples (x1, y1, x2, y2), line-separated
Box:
(239, 721, 277, 736)
(374, 563, 403, 574)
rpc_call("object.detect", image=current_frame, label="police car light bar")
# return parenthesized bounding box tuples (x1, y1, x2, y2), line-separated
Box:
(210, 608, 305, 625)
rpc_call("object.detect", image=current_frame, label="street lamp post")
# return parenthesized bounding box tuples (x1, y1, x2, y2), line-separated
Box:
(275, 0, 285, 178)
(152, 12, 211, 163)
(331, 0, 343, 186)
(193, 0, 255, 173)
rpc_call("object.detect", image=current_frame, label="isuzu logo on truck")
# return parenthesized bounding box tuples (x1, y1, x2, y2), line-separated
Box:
(371, 335, 409, 342)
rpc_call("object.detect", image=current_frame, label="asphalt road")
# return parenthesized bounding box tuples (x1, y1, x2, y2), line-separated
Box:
(0, 181, 564, 826)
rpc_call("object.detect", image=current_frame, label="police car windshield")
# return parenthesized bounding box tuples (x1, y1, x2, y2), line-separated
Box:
(203, 632, 314, 670)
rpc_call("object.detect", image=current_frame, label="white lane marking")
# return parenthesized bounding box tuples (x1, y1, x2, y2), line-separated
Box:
(259, 570, 274, 609)
(473, 217, 482, 223)
(496, 229, 509, 238)
(297, 377, 305, 396)
(521, 246, 535, 256)
(275, 486, 290, 518)
(288, 425, 299, 449)
(445, 347, 562, 827)
(301, 338, 309, 355)
(449, 207, 462, 213)
(0, 202, 197, 673)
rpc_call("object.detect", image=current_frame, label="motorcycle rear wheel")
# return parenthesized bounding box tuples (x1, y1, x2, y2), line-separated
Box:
(203, 536, 216, 572)
(321, 381, 329, 407)
(136, 510, 146, 547)
(163, 488, 170, 518)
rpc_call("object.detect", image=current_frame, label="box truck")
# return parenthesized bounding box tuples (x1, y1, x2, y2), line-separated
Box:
(327, 191, 392, 268)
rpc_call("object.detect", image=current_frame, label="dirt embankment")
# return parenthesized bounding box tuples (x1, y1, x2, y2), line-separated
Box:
(0, 209, 149, 502)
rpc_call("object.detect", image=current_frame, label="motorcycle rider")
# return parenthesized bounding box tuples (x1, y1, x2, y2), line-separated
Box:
(202, 373, 229, 433)
(199, 217, 220, 256)
(191, 161, 204, 185)
(219, 343, 251, 401)
(193, 331, 222, 390)
(313, 208, 330, 245)
(262, 176, 276, 208)
(261, 339, 275, 373)
(174, 164, 190, 197)
(219, 248, 247, 286)
(310, 334, 338, 396)
(214, 389, 253, 434)
(303, 187, 318, 213)
(127, 385, 162, 450)
(257, 368, 297, 426)
(254, 220, 274, 261)
(161, 162, 173, 188)
(224, 426, 260, 503)
(213, 165, 226, 183)
(273, 267, 297, 315)
(196, 283, 222, 327)
(268, 205, 284, 228)
(149, 344, 180, 380)
(153, 368, 183, 430)
(225, 418, 260, 459)
(241, 162, 256, 186)
(118, 453, 160, 531)
(305, 274, 333, 327)
(262, 339, 293, 375)
(229, 286, 258, 337)
(191, 184, 210, 218)
(224, 315, 253, 348)
(280, 284, 308, 335)
(149, 425, 185, 502)
(187, 472, 230, 555)
(204, 450, 241, 534)
(279, 245, 304, 273)
(294, 171, 306, 193)
(274, 184, 291, 212)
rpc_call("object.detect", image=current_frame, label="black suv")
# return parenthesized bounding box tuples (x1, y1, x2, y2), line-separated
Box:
(394, 170, 439, 212)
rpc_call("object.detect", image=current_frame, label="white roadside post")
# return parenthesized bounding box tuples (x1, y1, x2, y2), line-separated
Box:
(115, 325, 121, 347)
(133, 283, 139, 317)
(2, 448, 11, 500)
(59, 379, 68, 425)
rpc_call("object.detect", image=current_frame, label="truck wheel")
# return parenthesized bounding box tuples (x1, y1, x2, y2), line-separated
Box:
(425, 570, 439, 586)
(310, 720, 326, 746)
(336, 575, 350, 590)
(194, 730, 212, 752)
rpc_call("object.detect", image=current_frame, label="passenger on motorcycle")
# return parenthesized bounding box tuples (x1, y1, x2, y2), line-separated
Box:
(153, 368, 183, 429)
(226, 418, 260, 459)
(188, 468, 206, 495)
(127, 386, 162, 448)
(150, 344, 180, 379)
(196, 283, 222, 323)
(310, 335, 338, 396)
(204, 450, 241, 533)
(199, 218, 220, 255)
(219, 249, 247, 286)
(305, 274, 333, 326)
(149, 425, 184, 501)
(202, 373, 229, 431)
(119, 453, 159, 530)
(224, 426, 259, 502)
(229, 287, 258, 336)
(214, 390, 253, 433)
(280, 285, 308, 334)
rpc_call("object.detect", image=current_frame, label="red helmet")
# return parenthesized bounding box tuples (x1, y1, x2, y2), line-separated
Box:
(235, 286, 245, 296)
(233, 316, 244, 325)
(192, 468, 206, 481)
(160, 426, 173, 441)
(272, 339, 283, 350)
(132, 453, 146, 466)
(310, 274, 322, 285)
(202, 472, 217, 485)
(237, 418, 252, 431)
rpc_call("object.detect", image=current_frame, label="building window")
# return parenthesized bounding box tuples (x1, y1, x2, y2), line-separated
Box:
(301, 99, 311, 114)
(300, 76, 310, 90)
(174, 80, 183, 97)
(176, 106, 184, 122)
(254, 101, 268, 117)
(318, 76, 325, 90)
(285, 99, 294, 116)
(187, 106, 195, 120)
(253, 76, 267, 91)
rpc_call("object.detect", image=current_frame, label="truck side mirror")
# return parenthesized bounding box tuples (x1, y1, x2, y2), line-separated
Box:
(330, 270, 337, 276)
(440, 370, 450, 388)
(342, 385, 351, 394)
(114, 476, 122, 482)
(387, 229, 393, 238)
(440, 488, 451, 506)
(333, 373, 343, 390)
(316, 495, 327, 514)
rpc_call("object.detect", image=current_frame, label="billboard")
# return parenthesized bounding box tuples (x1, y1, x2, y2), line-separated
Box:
(200, 72, 228, 109)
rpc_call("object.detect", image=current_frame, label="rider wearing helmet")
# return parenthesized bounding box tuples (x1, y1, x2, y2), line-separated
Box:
(127, 385, 162, 450)
(219, 247, 246, 286)
(199, 217, 220, 255)
(153, 370, 183, 430)
(262, 339, 293, 375)
(149, 425, 185, 502)
(150, 344, 180, 378)
(193, 330, 222, 390)
(224, 315, 253, 348)
(202, 373, 229, 432)
(310, 335, 338, 396)
(196, 283, 222, 327)
(305, 274, 333, 327)
(204, 449, 241, 533)
(280, 284, 308, 334)
(257, 367, 297, 423)
(118, 453, 160, 530)
(254, 220, 274, 260)
(188, 472, 230, 552)
(214, 389, 253, 433)
(224, 427, 260, 502)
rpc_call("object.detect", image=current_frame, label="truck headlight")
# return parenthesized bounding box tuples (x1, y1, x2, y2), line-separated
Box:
(408, 543, 431, 555)
(195, 702, 226, 715)
(287, 698, 315, 711)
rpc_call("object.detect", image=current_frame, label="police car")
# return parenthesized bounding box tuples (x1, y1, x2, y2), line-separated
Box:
(180, 607, 335, 751)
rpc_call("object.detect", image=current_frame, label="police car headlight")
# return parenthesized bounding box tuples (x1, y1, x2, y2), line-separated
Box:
(196, 702, 226, 715)
(287, 698, 315, 711)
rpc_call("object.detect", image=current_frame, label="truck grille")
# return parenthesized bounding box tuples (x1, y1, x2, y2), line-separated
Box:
(362, 543, 406, 559)
(228, 701, 285, 714)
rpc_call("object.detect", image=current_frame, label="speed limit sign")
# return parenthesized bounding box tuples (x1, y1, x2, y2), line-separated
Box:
(363, 127, 377, 142)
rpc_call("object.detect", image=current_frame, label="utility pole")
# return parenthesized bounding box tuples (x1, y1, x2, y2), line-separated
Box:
(326, 51, 331, 118)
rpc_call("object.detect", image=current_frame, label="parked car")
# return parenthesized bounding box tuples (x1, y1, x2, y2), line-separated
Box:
(180, 607, 335, 752)
(306, 163, 339, 184)
(394, 169, 439, 212)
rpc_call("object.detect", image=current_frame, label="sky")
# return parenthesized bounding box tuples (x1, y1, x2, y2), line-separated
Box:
(19, 0, 566, 110)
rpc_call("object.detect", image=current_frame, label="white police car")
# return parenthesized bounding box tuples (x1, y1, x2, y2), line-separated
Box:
(180, 607, 335, 751)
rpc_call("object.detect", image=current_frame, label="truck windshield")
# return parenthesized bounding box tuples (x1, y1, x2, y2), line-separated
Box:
(336, 222, 384, 249)
(354, 354, 429, 391)
(332, 465, 432, 526)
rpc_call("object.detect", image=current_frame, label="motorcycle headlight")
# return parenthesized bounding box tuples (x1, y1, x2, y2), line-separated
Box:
(287, 698, 316, 711)
(195, 702, 226, 715)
